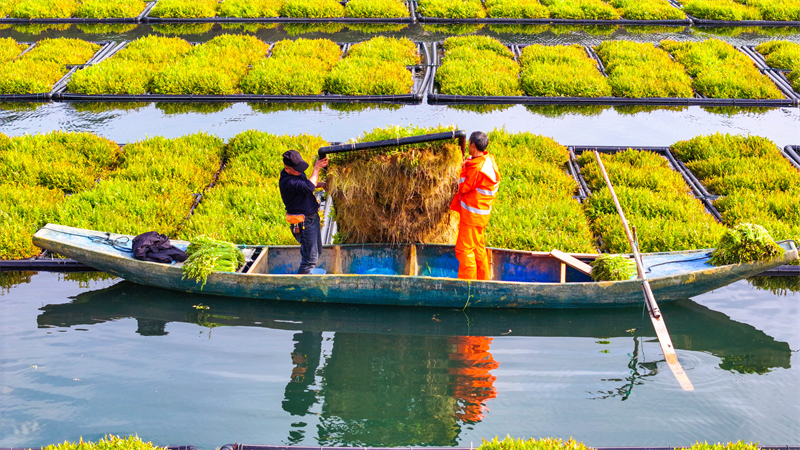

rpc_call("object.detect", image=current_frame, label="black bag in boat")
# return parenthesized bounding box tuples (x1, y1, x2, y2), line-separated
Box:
(132, 231, 188, 264)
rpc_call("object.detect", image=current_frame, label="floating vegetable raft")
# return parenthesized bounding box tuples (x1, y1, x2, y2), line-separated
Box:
(0, 0, 155, 23)
(679, 0, 800, 26)
(428, 36, 799, 107)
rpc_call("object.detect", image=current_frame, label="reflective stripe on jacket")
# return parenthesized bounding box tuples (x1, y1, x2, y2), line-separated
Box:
(450, 152, 501, 227)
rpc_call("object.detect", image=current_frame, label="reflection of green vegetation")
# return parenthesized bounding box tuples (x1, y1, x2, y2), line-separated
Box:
(613, 105, 687, 115)
(525, 104, 610, 117)
(447, 104, 513, 114)
(77, 23, 137, 34)
(489, 24, 548, 35)
(695, 26, 797, 38)
(550, 24, 618, 36)
(152, 23, 214, 35)
(13, 23, 71, 34)
(0, 102, 43, 111)
(623, 25, 683, 34)
(60, 272, 118, 288)
(0, 271, 35, 294)
(718, 353, 776, 375)
(70, 102, 150, 113)
(701, 106, 771, 116)
(748, 276, 800, 295)
(282, 23, 344, 35)
(220, 23, 278, 33)
(326, 102, 402, 112)
(346, 23, 408, 34)
(421, 24, 484, 35)
(155, 102, 232, 115)
(249, 102, 324, 113)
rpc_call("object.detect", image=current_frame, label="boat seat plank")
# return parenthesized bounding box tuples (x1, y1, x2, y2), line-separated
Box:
(550, 249, 593, 276)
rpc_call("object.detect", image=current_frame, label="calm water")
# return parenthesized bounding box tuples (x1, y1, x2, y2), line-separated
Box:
(0, 273, 798, 449)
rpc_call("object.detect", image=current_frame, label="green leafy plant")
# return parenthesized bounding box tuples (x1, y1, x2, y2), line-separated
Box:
(345, 0, 409, 18)
(595, 40, 694, 98)
(8, 0, 78, 18)
(477, 436, 591, 450)
(0, 37, 27, 63)
(240, 38, 340, 95)
(755, 40, 800, 91)
(182, 235, 245, 288)
(520, 44, 612, 97)
(218, 0, 284, 17)
(326, 36, 418, 96)
(682, 0, 761, 20)
(280, 0, 344, 18)
(710, 223, 783, 265)
(43, 435, 167, 450)
(417, 0, 486, 18)
(485, 0, 549, 18)
(590, 254, 636, 281)
(74, 0, 146, 18)
(437, 36, 522, 97)
(540, 0, 620, 19)
(0, 38, 100, 94)
(610, 0, 686, 20)
(661, 38, 784, 99)
(149, 0, 217, 18)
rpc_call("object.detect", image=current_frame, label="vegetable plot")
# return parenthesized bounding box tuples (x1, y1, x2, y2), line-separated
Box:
(539, 0, 620, 20)
(418, 0, 686, 21)
(594, 40, 694, 98)
(661, 39, 784, 99)
(577, 149, 726, 253)
(671, 133, 800, 247)
(240, 38, 341, 96)
(487, 129, 597, 253)
(435, 36, 522, 96)
(0, 37, 100, 95)
(682, 0, 800, 22)
(755, 40, 800, 92)
(519, 44, 611, 97)
(326, 36, 418, 96)
(148, 0, 410, 19)
(0, 0, 148, 19)
(0, 38, 27, 63)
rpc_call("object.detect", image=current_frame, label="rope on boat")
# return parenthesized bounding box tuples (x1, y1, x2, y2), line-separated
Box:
(645, 253, 712, 274)
(42, 226, 133, 253)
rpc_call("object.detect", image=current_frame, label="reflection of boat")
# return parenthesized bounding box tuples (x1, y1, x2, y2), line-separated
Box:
(33, 224, 799, 308)
(38, 280, 792, 374)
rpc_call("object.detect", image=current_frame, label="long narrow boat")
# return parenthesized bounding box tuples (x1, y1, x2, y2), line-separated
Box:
(32, 224, 798, 308)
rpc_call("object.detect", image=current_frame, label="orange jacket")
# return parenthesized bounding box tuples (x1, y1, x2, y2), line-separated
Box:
(450, 152, 501, 227)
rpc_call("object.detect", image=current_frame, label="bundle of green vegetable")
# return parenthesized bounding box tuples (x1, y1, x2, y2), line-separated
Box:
(182, 236, 245, 288)
(594, 41, 694, 98)
(709, 223, 783, 265)
(590, 254, 636, 281)
(519, 44, 611, 97)
(661, 39, 783, 99)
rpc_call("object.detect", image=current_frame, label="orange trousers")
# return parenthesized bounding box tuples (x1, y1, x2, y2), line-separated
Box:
(455, 222, 489, 280)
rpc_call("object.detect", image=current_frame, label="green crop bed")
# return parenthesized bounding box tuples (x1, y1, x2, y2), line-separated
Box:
(756, 40, 800, 92)
(436, 36, 522, 96)
(672, 133, 800, 247)
(485, 0, 549, 18)
(608, 0, 686, 20)
(539, 0, 620, 19)
(661, 39, 784, 99)
(326, 36, 418, 95)
(149, 0, 409, 19)
(0, 38, 27, 64)
(577, 149, 726, 253)
(241, 38, 341, 95)
(682, 0, 800, 21)
(1, 0, 147, 19)
(418, 0, 682, 20)
(0, 38, 100, 95)
(417, 0, 487, 19)
(595, 41, 694, 98)
(487, 129, 597, 253)
(519, 44, 611, 97)
(180, 131, 328, 245)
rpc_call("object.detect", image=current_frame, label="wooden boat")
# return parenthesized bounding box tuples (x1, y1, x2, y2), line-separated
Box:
(32, 223, 798, 309)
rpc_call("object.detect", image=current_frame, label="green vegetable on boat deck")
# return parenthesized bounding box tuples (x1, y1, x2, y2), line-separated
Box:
(183, 235, 246, 288)
(710, 223, 783, 266)
(590, 254, 636, 281)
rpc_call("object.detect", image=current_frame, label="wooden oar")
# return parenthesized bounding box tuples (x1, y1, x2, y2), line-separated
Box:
(593, 151, 694, 391)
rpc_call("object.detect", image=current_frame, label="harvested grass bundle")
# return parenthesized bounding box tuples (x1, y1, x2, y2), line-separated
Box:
(519, 44, 611, 97)
(149, 0, 217, 18)
(436, 36, 522, 97)
(219, 0, 284, 17)
(327, 125, 463, 244)
(756, 40, 800, 91)
(183, 236, 245, 288)
(345, 0, 409, 18)
(610, 0, 686, 20)
(485, 0, 549, 18)
(661, 39, 784, 99)
(540, 0, 620, 19)
(417, 0, 486, 18)
(0, 38, 27, 63)
(595, 41, 693, 98)
(240, 38, 340, 95)
(0, 37, 99, 94)
(590, 254, 635, 281)
(280, 0, 344, 18)
(710, 223, 782, 265)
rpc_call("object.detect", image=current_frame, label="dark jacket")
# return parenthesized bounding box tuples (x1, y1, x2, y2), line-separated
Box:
(279, 170, 319, 216)
(132, 231, 187, 264)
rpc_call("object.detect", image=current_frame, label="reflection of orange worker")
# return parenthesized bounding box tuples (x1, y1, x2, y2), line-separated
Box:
(450, 131, 501, 280)
(449, 336, 499, 423)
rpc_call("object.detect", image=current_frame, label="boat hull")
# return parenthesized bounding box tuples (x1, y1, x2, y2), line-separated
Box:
(32, 224, 798, 308)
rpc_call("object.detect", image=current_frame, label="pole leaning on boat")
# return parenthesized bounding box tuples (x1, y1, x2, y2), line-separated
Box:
(593, 151, 694, 392)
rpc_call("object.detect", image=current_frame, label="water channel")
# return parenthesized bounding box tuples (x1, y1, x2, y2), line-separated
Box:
(1, 22, 799, 450)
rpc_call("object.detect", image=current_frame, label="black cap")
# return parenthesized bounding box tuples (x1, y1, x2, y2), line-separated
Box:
(282, 150, 309, 173)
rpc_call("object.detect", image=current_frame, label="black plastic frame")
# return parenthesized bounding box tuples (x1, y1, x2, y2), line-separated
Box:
(144, 0, 415, 23)
(414, 0, 690, 25)
(0, 1, 155, 23)
(786, 146, 800, 170)
(686, 12, 800, 27)
(427, 41, 800, 107)
(739, 45, 800, 101)
(58, 41, 431, 104)
(0, 41, 116, 102)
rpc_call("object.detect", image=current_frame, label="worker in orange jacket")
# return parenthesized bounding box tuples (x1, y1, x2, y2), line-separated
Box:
(450, 131, 501, 280)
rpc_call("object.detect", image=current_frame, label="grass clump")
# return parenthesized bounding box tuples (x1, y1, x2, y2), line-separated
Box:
(590, 254, 636, 281)
(0, 185, 63, 259)
(240, 38, 341, 95)
(661, 38, 784, 99)
(595, 40, 694, 98)
(7, 0, 77, 18)
(756, 40, 800, 92)
(151, 34, 268, 95)
(325, 37, 418, 96)
(0, 38, 27, 64)
(578, 149, 726, 253)
(486, 130, 596, 253)
(682, 0, 761, 20)
(519, 44, 611, 97)
(345, 0, 409, 18)
(149, 0, 217, 18)
(219, 0, 283, 17)
(610, 0, 687, 20)
(436, 36, 522, 97)
(74, 0, 147, 18)
(181, 131, 328, 245)
(671, 133, 800, 248)
(478, 436, 591, 450)
(68, 36, 192, 95)
(182, 236, 245, 288)
(743, 0, 800, 21)
(43, 435, 166, 450)
(327, 125, 462, 244)
(539, 0, 620, 20)
(485, 0, 549, 19)
(417, 0, 486, 19)
(710, 223, 783, 265)
(280, 0, 344, 18)
(0, 38, 100, 94)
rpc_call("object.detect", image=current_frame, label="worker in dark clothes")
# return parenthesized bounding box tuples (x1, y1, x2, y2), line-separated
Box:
(279, 150, 329, 274)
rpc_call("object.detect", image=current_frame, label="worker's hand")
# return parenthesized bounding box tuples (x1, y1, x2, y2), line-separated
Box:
(316, 181, 327, 191)
(315, 157, 329, 169)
